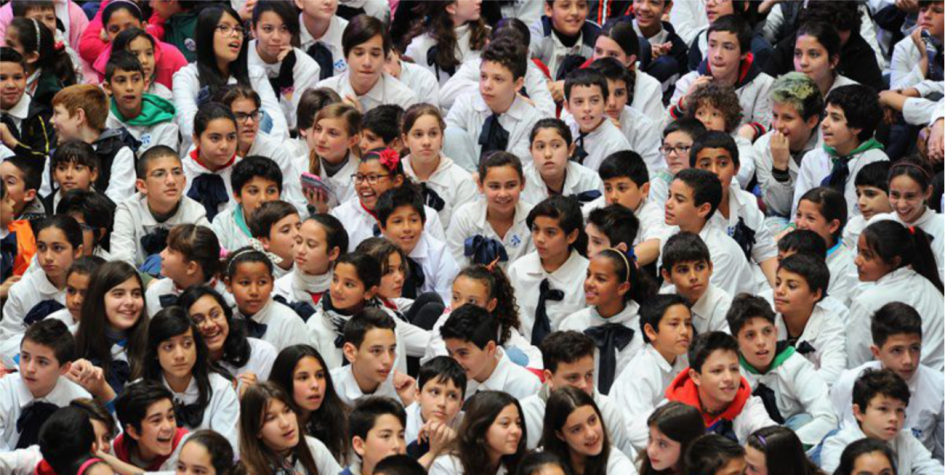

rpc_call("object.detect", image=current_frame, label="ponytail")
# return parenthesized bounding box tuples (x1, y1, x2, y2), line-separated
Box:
(862, 220, 943, 293)
(596, 249, 658, 304)
(456, 264, 521, 345)
(9, 18, 76, 87)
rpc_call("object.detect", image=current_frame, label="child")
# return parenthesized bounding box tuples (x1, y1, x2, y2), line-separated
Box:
(585, 205, 639, 259)
(54, 190, 115, 261)
(402, 104, 478, 228)
(727, 294, 837, 446)
(0, 171, 37, 290)
(0, 319, 90, 450)
(595, 151, 665, 265)
(275, 214, 347, 306)
(587, 19, 664, 121)
(662, 168, 755, 296)
(663, 331, 776, 443)
(142, 306, 240, 446)
(684, 84, 756, 190)
(345, 396, 409, 475)
(744, 427, 822, 475)
(44, 142, 99, 222)
(212, 155, 284, 253)
(562, 69, 631, 172)
(407, 356, 466, 466)
(108, 381, 189, 472)
(108, 28, 185, 101)
(820, 369, 943, 474)
(636, 402, 705, 475)
(182, 102, 241, 222)
(304, 102, 362, 211)
(792, 84, 887, 220)
(440, 304, 541, 400)
(175, 430, 238, 475)
(631, 0, 688, 88)
(51, 257, 104, 336)
(831, 302, 944, 459)
(50, 84, 136, 204)
(521, 118, 602, 207)
(0, 47, 53, 160)
(146, 224, 224, 317)
(296, 0, 349, 79)
(102, 51, 178, 155)
(237, 382, 343, 475)
(405, 1, 489, 84)
(360, 104, 404, 153)
(508, 195, 589, 345)
(4, 18, 76, 107)
(682, 435, 746, 475)
(843, 161, 892, 250)
(448, 152, 534, 269)
(832, 438, 898, 475)
(659, 232, 734, 337)
(610, 295, 693, 451)
(559, 248, 656, 394)
(793, 21, 860, 99)
(650, 118, 706, 209)
(528, 0, 599, 82)
(376, 455, 427, 475)
(849, 220, 945, 371)
(111, 145, 210, 270)
(30, 405, 101, 475)
(249, 200, 301, 279)
(794, 186, 857, 306)
(515, 452, 571, 475)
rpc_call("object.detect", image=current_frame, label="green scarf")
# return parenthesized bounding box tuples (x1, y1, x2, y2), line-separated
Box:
(234, 205, 252, 238)
(824, 137, 884, 159)
(110, 93, 176, 126)
(740, 344, 796, 375)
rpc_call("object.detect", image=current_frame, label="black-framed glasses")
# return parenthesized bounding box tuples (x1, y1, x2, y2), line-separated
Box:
(660, 145, 691, 156)
(234, 110, 260, 123)
(216, 24, 246, 37)
(352, 173, 391, 185)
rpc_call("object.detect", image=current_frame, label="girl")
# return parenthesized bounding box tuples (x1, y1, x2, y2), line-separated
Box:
(429, 391, 526, 475)
(88, 1, 146, 80)
(507, 195, 589, 347)
(175, 430, 238, 475)
(540, 387, 636, 475)
(516, 452, 572, 475)
(142, 306, 240, 446)
(238, 382, 343, 475)
(269, 344, 351, 464)
(55, 189, 116, 261)
(291, 87, 342, 161)
(330, 146, 446, 251)
(67, 456, 116, 475)
(72, 261, 148, 398)
(274, 214, 346, 306)
(833, 438, 898, 475)
(401, 104, 478, 228)
(744, 426, 823, 475)
(179, 285, 277, 391)
(57, 256, 105, 333)
(70, 398, 118, 456)
(849, 220, 945, 370)
(792, 21, 859, 99)
(305, 103, 362, 212)
(588, 20, 662, 120)
(248, 0, 321, 130)
(405, 0, 489, 84)
(522, 119, 601, 206)
(5, 18, 76, 106)
(225, 247, 310, 352)
(172, 4, 287, 153)
(447, 152, 534, 270)
(146, 224, 225, 317)
(182, 102, 239, 222)
(794, 187, 856, 306)
(110, 27, 187, 99)
(638, 402, 704, 475)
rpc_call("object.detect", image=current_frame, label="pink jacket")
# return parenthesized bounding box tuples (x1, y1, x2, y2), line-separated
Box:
(91, 37, 188, 89)
(0, 0, 88, 50)
(78, 0, 165, 68)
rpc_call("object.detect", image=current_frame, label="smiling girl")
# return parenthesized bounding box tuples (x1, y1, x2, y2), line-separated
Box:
(429, 391, 526, 475)
(637, 402, 704, 475)
(794, 187, 856, 306)
(182, 103, 240, 222)
(305, 102, 362, 211)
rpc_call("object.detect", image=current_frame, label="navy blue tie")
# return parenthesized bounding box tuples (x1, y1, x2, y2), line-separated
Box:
(531, 279, 563, 346)
(584, 323, 634, 394)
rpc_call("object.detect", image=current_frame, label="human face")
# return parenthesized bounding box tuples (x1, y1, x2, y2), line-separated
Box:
(104, 277, 144, 331)
(213, 12, 245, 65)
(558, 405, 604, 457)
(690, 349, 740, 409)
(851, 452, 896, 475)
(355, 159, 399, 211)
(158, 327, 197, 383)
(23, 8, 57, 35)
(91, 419, 113, 455)
(381, 205, 424, 254)
(404, 114, 444, 163)
(450, 276, 496, 312)
(736, 317, 777, 372)
(480, 165, 524, 218)
(19, 338, 67, 398)
(259, 398, 301, 452)
(592, 35, 631, 67)
(445, 337, 495, 382)
(159, 247, 191, 283)
(105, 8, 142, 41)
(633, 0, 666, 31)
(663, 260, 711, 304)
(65, 272, 90, 322)
(348, 328, 397, 386)
(357, 414, 407, 473)
(254, 11, 292, 63)
(821, 104, 860, 154)
(296, 0, 338, 22)
(855, 395, 906, 442)
(188, 295, 230, 356)
(875, 334, 922, 383)
(717, 457, 748, 475)
(138, 155, 185, 213)
(230, 97, 261, 149)
(544, 0, 589, 37)
(567, 85, 606, 133)
(707, 31, 743, 83)
(0, 60, 26, 110)
(584, 255, 629, 309)
(794, 34, 837, 87)
(4, 27, 27, 60)
(176, 440, 217, 475)
(129, 399, 177, 459)
(662, 131, 694, 174)
(330, 262, 374, 311)
(646, 425, 682, 472)
(264, 213, 301, 265)
(773, 268, 820, 318)
(237, 177, 280, 217)
(705, 0, 735, 23)
(889, 175, 931, 224)
(918, 2, 945, 40)
(545, 355, 595, 395)
(604, 79, 629, 120)
(127, 36, 156, 80)
(292, 356, 327, 413)
(854, 234, 894, 283)
(855, 186, 892, 221)
(419, 377, 463, 424)
(794, 200, 837, 245)
(70, 213, 98, 259)
(480, 60, 521, 114)
(646, 304, 693, 361)
(584, 223, 611, 259)
(694, 103, 728, 133)
(107, 69, 146, 118)
(51, 104, 83, 142)
(227, 262, 274, 316)
(379, 252, 406, 300)
(359, 129, 387, 154)
(313, 117, 356, 164)
(665, 179, 706, 230)
(37, 227, 80, 285)
(531, 127, 572, 185)
(194, 118, 238, 169)
(485, 404, 523, 458)
(694, 147, 738, 190)
(450, 0, 482, 24)
(54, 161, 97, 194)
(771, 102, 817, 152)
(0, 191, 12, 226)
(295, 220, 335, 276)
(531, 216, 575, 263)
(347, 34, 385, 92)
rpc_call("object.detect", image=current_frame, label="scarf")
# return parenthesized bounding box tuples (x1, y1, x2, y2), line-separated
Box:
(293, 269, 332, 304)
(110, 93, 176, 126)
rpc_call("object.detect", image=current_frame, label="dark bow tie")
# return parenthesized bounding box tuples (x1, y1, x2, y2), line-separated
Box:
(531, 278, 564, 346)
(273, 295, 317, 323)
(402, 256, 426, 299)
(707, 418, 738, 442)
(16, 401, 60, 449)
(140, 227, 170, 256)
(752, 383, 785, 424)
(306, 42, 335, 81)
(584, 323, 635, 395)
(244, 317, 269, 340)
(23, 299, 66, 326)
(478, 113, 509, 160)
(464, 235, 509, 265)
(574, 189, 602, 202)
(730, 217, 757, 261)
(821, 155, 854, 193)
(420, 183, 446, 212)
(794, 341, 816, 355)
(159, 294, 179, 309)
(174, 400, 205, 429)
(187, 174, 229, 222)
(573, 133, 589, 164)
(426, 46, 457, 79)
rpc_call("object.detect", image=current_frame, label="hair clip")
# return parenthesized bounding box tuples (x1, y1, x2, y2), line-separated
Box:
(378, 149, 400, 171)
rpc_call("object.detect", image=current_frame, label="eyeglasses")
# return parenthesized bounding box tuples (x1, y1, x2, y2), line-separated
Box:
(352, 173, 391, 185)
(148, 168, 184, 180)
(216, 24, 246, 38)
(234, 110, 260, 123)
(660, 145, 691, 156)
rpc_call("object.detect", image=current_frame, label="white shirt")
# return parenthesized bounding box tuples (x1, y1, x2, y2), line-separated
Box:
(98, 145, 136, 204)
(633, 69, 666, 127)
(792, 147, 890, 220)
(869, 208, 945, 284)
(236, 297, 310, 352)
(753, 128, 823, 219)
(330, 364, 403, 406)
(508, 250, 589, 340)
(310, 153, 359, 209)
(211, 205, 253, 253)
(105, 110, 179, 155)
(219, 337, 277, 383)
(439, 57, 556, 119)
(465, 348, 541, 401)
(317, 71, 418, 113)
(521, 161, 602, 207)
(424, 309, 543, 371)
(445, 91, 542, 165)
(403, 155, 479, 228)
(273, 268, 332, 304)
(162, 372, 240, 448)
(248, 41, 322, 130)
(0, 373, 91, 450)
(0, 270, 66, 344)
(821, 424, 944, 475)
(404, 401, 464, 447)
(559, 302, 646, 389)
(616, 105, 663, 174)
(307, 302, 421, 372)
(430, 454, 510, 475)
(299, 436, 345, 475)
(329, 198, 445, 252)
(397, 60, 441, 109)
(890, 35, 929, 90)
(144, 277, 232, 318)
(826, 242, 858, 308)
(111, 192, 211, 267)
(661, 283, 732, 335)
(564, 116, 632, 172)
(528, 17, 596, 80)
(405, 25, 482, 85)
(298, 14, 348, 78)
(634, 198, 667, 245)
(774, 301, 847, 386)
(660, 222, 757, 297)
(406, 232, 461, 303)
(181, 154, 239, 222)
(710, 184, 778, 268)
(245, 132, 309, 214)
(521, 386, 634, 456)
(842, 214, 868, 250)
(446, 199, 534, 270)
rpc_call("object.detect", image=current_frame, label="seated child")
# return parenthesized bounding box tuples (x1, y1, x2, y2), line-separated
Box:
(53, 189, 114, 260)
(297, 0, 349, 79)
(248, 200, 301, 279)
(684, 84, 757, 189)
(303, 102, 362, 211)
(651, 118, 706, 208)
(145, 224, 224, 317)
(109, 381, 189, 472)
(843, 161, 892, 249)
(562, 69, 632, 172)
(635, 402, 705, 474)
(659, 232, 733, 335)
(527, 0, 599, 83)
(42, 142, 99, 219)
(407, 356, 466, 466)
(521, 118, 602, 207)
(0, 167, 36, 289)
(585, 205, 639, 260)
(404, 0, 488, 85)
(181, 103, 241, 222)
(212, 155, 284, 253)
(683, 434, 747, 475)
(794, 186, 857, 307)
(593, 151, 664, 265)
(344, 396, 409, 475)
(102, 51, 178, 155)
(384, 50, 442, 112)
(0, 47, 53, 160)
(832, 438, 899, 475)
(274, 214, 347, 305)
(631, 0, 689, 88)
(360, 104, 405, 153)
(108, 28, 185, 100)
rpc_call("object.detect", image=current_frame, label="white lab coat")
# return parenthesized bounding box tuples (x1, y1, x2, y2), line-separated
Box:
(439, 58, 555, 119)
(464, 348, 541, 401)
(508, 250, 589, 340)
(0, 373, 91, 450)
(671, 70, 775, 132)
(564, 115, 633, 172)
(219, 337, 277, 383)
(661, 283, 732, 335)
(774, 301, 848, 386)
(330, 364, 405, 406)
(869, 208, 945, 284)
(709, 184, 778, 270)
(110, 192, 210, 267)
(298, 14, 348, 78)
(317, 71, 418, 113)
(753, 128, 822, 219)
(424, 309, 542, 370)
(181, 153, 239, 221)
(397, 60, 441, 110)
(792, 147, 889, 220)
(105, 111, 180, 155)
(406, 232, 461, 304)
(0, 270, 66, 344)
(405, 24, 482, 85)
(403, 155, 479, 229)
(210, 205, 253, 253)
(659, 222, 758, 297)
(446, 199, 535, 270)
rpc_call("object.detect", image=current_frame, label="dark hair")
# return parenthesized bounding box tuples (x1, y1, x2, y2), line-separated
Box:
(854, 160, 893, 193)
(455, 264, 521, 345)
(441, 304, 498, 350)
(182, 430, 236, 475)
(105, 50, 145, 82)
(402, 103, 446, 136)
(707, 14, 751, 54)
(477, 151, 525, 184)
(564, 68, 609, 102)
(115, 381, 174, 440)
(448, 391, 526, 475)
(38, 406, 95, 475)
(344, 307, 396, 349)
(362, 105, 405, 144)
(195, 6, 250, 92)
(35, 214, 83, 252)
(10, 0, 55, 18)
(297, 88, 343, 132)
(178, 285, 251, 370)
(376, 185, 426, 226)
(349, 396, 407, 441)
(5, 154, 43, 195)
(593, 248, 657, 304)
(530, 118, 573, 147)
(214, 83, 261, 110)
(663, 118, 707, 141)
(661, 232, 711, 271)
(683, 434, 745, 475)
(334, 251, 382, 291)
(688, 331, 738, 373)
(224, 247, 274, 280)
(889, 155, 935, 195)
(306, 214, 350, 261)
(166, 224, 223, 282)
(480, 36, 527, 80)
(852, 368, 911, 414)
(343, 14, 392, 58)
(861, 220, 944, 293)
(824, 85, 883, 142)
(249, 200, 299, 239)
(540, 330, 596, 374)
(541, 387, 610, 475)
(798, 187, 847, 243)
(410, 1, 488, 76)
(726, 294, 776, 337)
(587, 56, 635, 104)
(0, 46, 26, 70)
(516, 452, 572, 475)
(112, 28, 157, 78)
(745, 426, 821, 475)
(673, 168, 723, 220)
(194, 102, 238, 138)
(66, 256, 106, 283)
(239, 382, 321, 475)
(493, 18, 531, 48)
(640, 294, 691, 344)
(689, 130, 740, 168)
(70, 398, 117, 443)
(526, 195, 587, 255)
(833, 438, 899, 475)
(871, 302, 923, 348)
(598, 18, 640, 60)
(252, 0, 300, 39)
(418, 356, 467, 399)
(361, 146, 407, 181)
(102, 0, 143, 26)
(777, 229, 827, 257)
(687, 85, 743, 134)
(778, 253, 829, 300)
(357, 237, 406, 281)
(599, 150, 649, 186)
(375, 454, 427, 475)
(22, 318, 75, 365)
(51, 141, 99, 174)
(637, 402, 704, 475)
(796, 20, 841, 64)
(56, 189, 115, 253)
(231, 155, 284, 195)
(587, 205, 639, 250)
(797, 1, 861, 33)
(8, 17, 76, 87)
(136, 145, 182, 179)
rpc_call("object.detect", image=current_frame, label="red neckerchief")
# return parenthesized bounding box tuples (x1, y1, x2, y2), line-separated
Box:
(380, 297, 399, 311)
(311, 292, 324, 306)
(189, 148, 236, 172)
(665, 368, 752, 429)
(703, 52, 755, 87)
(359, 199, 379, 220)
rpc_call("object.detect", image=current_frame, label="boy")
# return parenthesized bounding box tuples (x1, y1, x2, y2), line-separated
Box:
(0, 47, 53, 160)
(659, 232, 732, 335)
(375, 454, 427, 475)
(212, 156, 283, 253)
(360, 104, 405, 153)
(631, 0, 688, 88)
(727, 294, 837, 446)
(684, 84, 757, 189)
(562, 69, 631, 171)
(820, 369, 943, 474)
(594, 151, 663, 264)
(248, 200, 301, 280)
(0, 319, 90, 450)
(297, 0, 349, 79)
(610, 294, 693, 453)
(776, 229, 826, 262)
(345, 396, 408, 475)
(691, 131, 776, 286)
(440, 304, 541, 401)
(519, 330, 633, 456)
(43, 141, 99, 215)
(528, 0, 599, 83)
(585, 204, 639, 259)
(0, 405, 98, 475)
(111, 145, 209, 271)
(830, 302, 944, 459)
(406, 356, 465, 465)
(109, 381, 189, 472)
(651, 118, 706, 208)
(1, 161, 37, 284)
(1, 154, 46, 222)
(843, 161, 893, 249)
(50, 85, 137, 204)
(662, 168, 755, 296)
(663, 331, 776, 443)
(792, 84, 887, 220)
(444, 38, 541, 170)
(376, 186, 458, 302)
(103, 51, 178, 155)
(332, 308, 417, 407)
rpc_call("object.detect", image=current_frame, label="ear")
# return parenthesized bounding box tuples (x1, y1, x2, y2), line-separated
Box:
(24, 51, 39, 65)
(695, 201, 712, 220)
(89, 167, 99, 183)
(688, 367, 701, 387)
(513, 76, 525, 93)
(566, 227, 579, 245)
(826, 219, 841, 237)
(486, 297, 498, 313)
(59, 361, 72, 376)
(75, 108, 88, 127)
(445, 2, 457, 16)
(643, 323, 659, 343)
(870, 344, 882, 361)
(347, 132, 361, 151)
(392, 174, 405, 187)
(258, 236, 271, 251)
(555, 429, 566, 442)
(626, 54, 638, 71)
(640, 182, 650, 199)
(135, 178, 148, 195)
(352, 435, 367, 457)
(811, 287, 823, 303)
(102, 81, 113, 97)
(126, 424, 142, 442)
(660, 268, 672, 283)
(568, 142, 577, 157)
(185, 259, 200, 277)
(617, 280, 631, 297)
(328, 246, 342, 263)
(233, 191, 243, 204)
(73, 244, 84, 259)
(544, 2, 554, 18)
(192, 133, 200, 147)
(389, 137, 404, 152)
(486, 340, 498, 357)
(853, 403, 866, 424)
(224, 277, 233, 293)
(23, 188, 36, 203)
(364, 284, 378, 301)
(343, 342, 358, 364)
(542, 369, 555, 387)
(805, 114, 821, 130)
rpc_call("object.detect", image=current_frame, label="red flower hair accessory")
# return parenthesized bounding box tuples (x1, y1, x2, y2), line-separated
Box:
(378, 149, 401, 171)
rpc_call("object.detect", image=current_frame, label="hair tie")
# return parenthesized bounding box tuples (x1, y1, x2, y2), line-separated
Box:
(378, 149, 401, 172)
(756, 435, 767, 447)
(31, 19, 41, 50)
(225, 246, 267, 276)
(54, 41, 64, 52)
(891, 162, 932, 180)
(77, 458, 104, 475)
(248, 238, 284, 267)
(608, 248, 632, 283)
(909, 226, 916, 235)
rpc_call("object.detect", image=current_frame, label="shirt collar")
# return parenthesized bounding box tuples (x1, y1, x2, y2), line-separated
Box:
(523, 249, 585, 280)
(408, 232, 431, 261)
(644, 343, 677, 374)
(478, 349, 513, 391)
(5, 93, 30, 120)
(15, 374, 76, 409)
(690, 284, 721, 321)
(589, 300, 640, 326)
(404, 155, 453, 186)
(473, 199, 530, 231)
(473, 93, 528, 121)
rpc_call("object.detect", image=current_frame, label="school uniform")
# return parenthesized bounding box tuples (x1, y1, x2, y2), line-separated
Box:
(148, 82, 174, 101)
(300, 436, 345, 475)
(842, 214, 868, 251)
(104, 99, 180, 155)
(825, 241, 858, 307)
(633, 69, 666, 127)
(304, 152, 359, 210)
(0, 445, 42, 475)
(508, 250, 589, 345)
(670, 63, 775, 132)
(792, 145, 889, 220)
(405, 401, 464, 449)
(710, 184, 778, 276)
(299, 14, 349, 79)
(0, 92, 53, 160)
(211, 205, 253, 253)
(523, 386, 634, 455)
(306, 297, 409, 372)
(110, 192, 211, 267)
(330, 198, 446, 252)
(220, 337, 277, 383)
(162, 372, 240, 448)
(0, 270, 66, 346)
(182, 150, 239, 222)
(869, 208, 945, 284)
(446, 200, 534, 270)
(820, 424, 944, 474)
(397, 60, 441, 109)
(563, 116, 633, 172)
(248, 41, 322, 131)
(445, 91, 542, 168)
(243, 132, 308, 214)
(660, 283, 732, 335)
(403, 155, 479, 229)
(527, 17, 599, 81)
(634, 198, 668, 246)
(732, 136, 758, 190)
(464, 348, 541, 401)
(330, 364, 404, 406)
(405, 25, 483, 85)
(521, 161, 602, 207)
(113, 426, 190, 472)
(424, 309, 543, 371)
(846, 267, 945, 371)
(316, 71, 418, 113)
(615, 106, 663, 175)
(430, 454, 512, 475)
(273, 268, 332, 306)
(144, 277, 232, 318)
(439, 57, 556, 119)
(236, 297, 311, 352)
(772, 300, 848, 387)
(753, 129, 823, 219)
(659, 222, 758, 297)
(559, 302, 645, 394)
(93, 141, 136, 205)
(890, 35, 930, 90)
(0, 373, 91, 450)
(406, 232, 461, 304)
